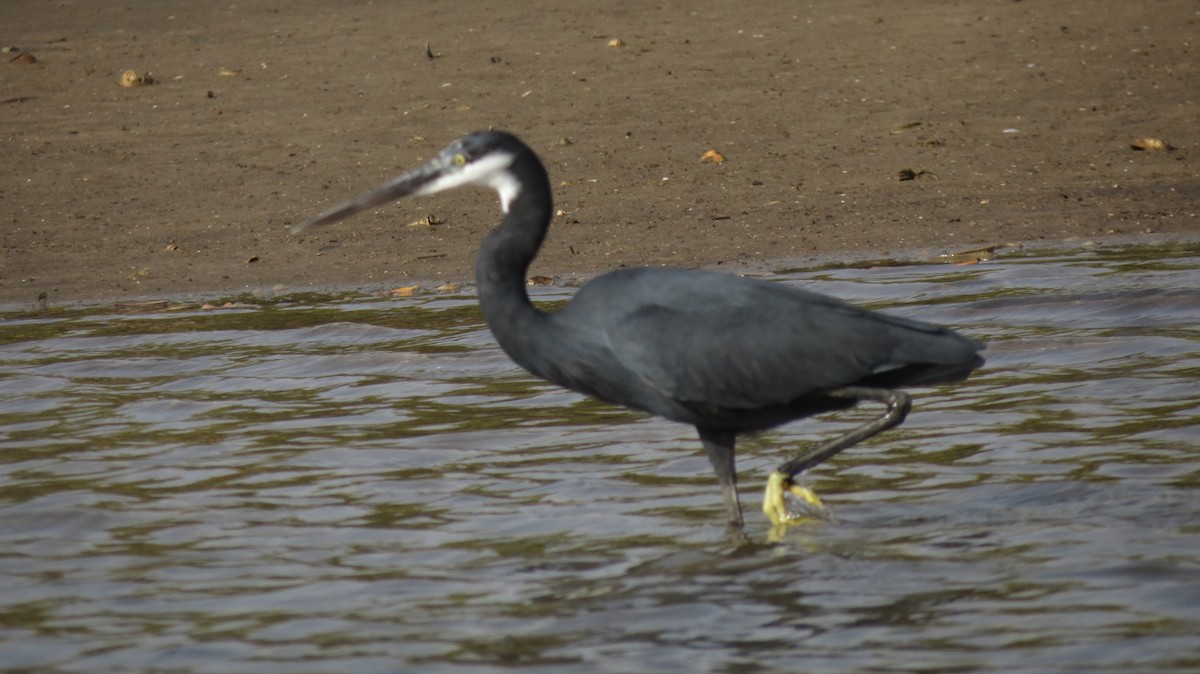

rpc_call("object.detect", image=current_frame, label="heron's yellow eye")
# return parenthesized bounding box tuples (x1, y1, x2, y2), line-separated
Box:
(452, 153, 467, 167)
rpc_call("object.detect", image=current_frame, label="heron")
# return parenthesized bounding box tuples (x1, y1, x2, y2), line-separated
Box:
(294, 130, 984, 531)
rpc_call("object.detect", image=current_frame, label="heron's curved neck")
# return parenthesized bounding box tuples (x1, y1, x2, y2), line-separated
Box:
(474, 153, 554, 336)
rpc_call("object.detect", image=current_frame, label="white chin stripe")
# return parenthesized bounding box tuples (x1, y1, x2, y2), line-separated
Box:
(416, 151, 521, 213)
(489, 167, 522, 213)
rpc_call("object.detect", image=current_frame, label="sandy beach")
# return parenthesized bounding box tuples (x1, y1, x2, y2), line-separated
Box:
(2, 0, 1196, 308)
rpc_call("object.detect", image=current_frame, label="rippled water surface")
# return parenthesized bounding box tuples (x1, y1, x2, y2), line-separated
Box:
(2, 243, 1198, 673)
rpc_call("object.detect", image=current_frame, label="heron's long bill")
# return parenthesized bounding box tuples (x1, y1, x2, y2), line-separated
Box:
(291, 160, 443, 234)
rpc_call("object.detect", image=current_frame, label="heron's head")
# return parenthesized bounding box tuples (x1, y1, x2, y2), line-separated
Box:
(293, 131, 525, 234)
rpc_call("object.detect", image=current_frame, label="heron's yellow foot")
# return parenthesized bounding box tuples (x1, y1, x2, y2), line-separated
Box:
(762, 470, 831, 527)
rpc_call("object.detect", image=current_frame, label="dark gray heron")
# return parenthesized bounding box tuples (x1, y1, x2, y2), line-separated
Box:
(294, 131, 984, 531)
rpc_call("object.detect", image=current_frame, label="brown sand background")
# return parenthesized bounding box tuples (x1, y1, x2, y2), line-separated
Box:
(2, 0, 1197, 308)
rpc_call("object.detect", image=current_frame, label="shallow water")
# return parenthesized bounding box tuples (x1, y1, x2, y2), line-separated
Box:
(2, 242, 1198, 673)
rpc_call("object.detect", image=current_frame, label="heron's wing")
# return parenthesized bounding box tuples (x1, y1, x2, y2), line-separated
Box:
(595, 271, 978, 410)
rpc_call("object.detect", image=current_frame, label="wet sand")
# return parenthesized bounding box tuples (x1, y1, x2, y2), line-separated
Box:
(2, 0, 1196, 307)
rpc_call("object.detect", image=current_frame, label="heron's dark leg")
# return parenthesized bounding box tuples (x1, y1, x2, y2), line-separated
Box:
(764, 387, 911, 526)
(777, 387, 912, 478)
(698, 427, 744, 528)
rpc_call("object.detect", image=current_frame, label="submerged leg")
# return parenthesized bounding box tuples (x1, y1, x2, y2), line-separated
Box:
(763, 387, 912, 527)
(698, 427, 744, 528)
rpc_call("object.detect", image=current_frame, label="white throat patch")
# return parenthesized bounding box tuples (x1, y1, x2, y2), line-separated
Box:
(417, 151, 522, 213)
(488, 163, 522, 214)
